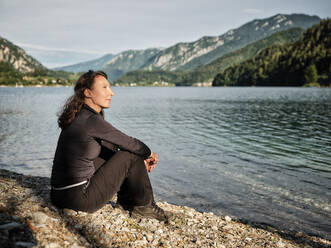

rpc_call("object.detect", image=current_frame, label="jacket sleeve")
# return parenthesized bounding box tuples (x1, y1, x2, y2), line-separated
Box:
(87, 114, 151, 159)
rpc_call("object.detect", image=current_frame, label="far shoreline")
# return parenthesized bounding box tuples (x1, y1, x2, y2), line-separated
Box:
(1, 84, 330, 88)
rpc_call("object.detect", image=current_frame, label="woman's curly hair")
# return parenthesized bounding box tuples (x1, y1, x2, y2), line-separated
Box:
(57, 70, 108, 129)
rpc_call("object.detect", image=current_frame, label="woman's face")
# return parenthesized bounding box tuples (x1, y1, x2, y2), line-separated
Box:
(84, 75, 114, 112)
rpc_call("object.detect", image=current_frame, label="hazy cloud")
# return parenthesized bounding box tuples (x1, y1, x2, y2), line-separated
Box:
(17, 42, 102, 54)
(243, 8, 263, 14)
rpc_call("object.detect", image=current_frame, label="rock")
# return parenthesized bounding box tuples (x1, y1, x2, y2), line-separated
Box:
(35, 224, 48, 229)
(31, 212, 49, 224)
(277, 240, 286, 248)
(24, 188, 34, 195)
(1, 168, 331, 248)
(212, 225, 218, 231)
(74, 224, 83, 230)
(62, 208, 78, 216)
(49, 206, 58, 212)
(225, 216, 232, 222)
(71, 245, 86, 248)
(12, 215, 20, 221)
(145, 233, 153, 242)
(15, 241, 35, 248)
(45, 243, 62, 248)
(151, 238, 160, 246)
(29, 195, 40, 202)
(0, 222, 24, 230)
(142, 222, 158, 232)
(133, 239, 148, 245)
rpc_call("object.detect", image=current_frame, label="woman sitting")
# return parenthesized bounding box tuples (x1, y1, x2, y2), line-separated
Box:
(50, 70, 168, 221)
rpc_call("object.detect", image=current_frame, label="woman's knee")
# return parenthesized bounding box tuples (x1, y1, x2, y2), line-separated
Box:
(116, 150, 144, 163)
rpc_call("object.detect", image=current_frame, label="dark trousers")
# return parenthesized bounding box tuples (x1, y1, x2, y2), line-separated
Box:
(50, 150, 154, 213)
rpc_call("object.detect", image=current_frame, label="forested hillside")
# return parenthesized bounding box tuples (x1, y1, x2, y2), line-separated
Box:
(0, 36, 79, 85)
(141, 14, 320, 71)
(115, 28, 304, 86)
(213, 19, 331, 87)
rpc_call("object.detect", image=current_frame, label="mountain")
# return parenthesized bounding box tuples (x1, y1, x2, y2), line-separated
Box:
(115, 27, 304, 86)
(0, 36, 45, 73)
(102, 48, 162, 81)
(141, 14, 321, 71)
(55, 48, 162, 82)
(54, 53, 116, 73)
(0, 36, 80, 85)
(186, 27, 304, 83)
(51, 13, 321, 83)
(212, 19, 331, 87)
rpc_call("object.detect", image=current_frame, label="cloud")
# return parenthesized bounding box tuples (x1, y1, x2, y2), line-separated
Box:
(17, 42, 102, 55)
(243, 8, 263, 14)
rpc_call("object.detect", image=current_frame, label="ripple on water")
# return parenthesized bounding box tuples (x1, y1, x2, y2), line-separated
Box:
(1, 87, 331, 239)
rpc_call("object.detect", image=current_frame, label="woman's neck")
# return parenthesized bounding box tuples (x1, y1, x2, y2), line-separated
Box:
(84, 99, 101, 113)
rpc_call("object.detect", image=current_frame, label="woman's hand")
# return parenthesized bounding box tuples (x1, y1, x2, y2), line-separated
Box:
(144, 152, 158, 172)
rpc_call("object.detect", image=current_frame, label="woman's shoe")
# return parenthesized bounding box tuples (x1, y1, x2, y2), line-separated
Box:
(131, 201, 168, 222)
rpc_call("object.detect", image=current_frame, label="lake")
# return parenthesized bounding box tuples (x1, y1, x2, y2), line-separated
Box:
(0, 86, 330, 239)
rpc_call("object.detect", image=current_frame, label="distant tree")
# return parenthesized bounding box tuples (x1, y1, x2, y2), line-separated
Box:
(212, 19, 331, 87)
(303, 64, 318, 84)
(0, 61, 22, 84)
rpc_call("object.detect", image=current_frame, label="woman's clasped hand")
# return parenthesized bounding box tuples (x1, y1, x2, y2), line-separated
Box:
(144, 152, 158, 172)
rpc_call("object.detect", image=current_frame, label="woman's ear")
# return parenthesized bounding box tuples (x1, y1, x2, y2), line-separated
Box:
(84, 88, 92, 98)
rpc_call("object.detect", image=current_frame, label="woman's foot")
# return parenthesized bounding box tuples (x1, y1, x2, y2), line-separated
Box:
(131, 201, 169, 222)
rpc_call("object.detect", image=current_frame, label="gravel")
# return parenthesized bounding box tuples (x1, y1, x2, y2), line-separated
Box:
(0, 169, 330, 248)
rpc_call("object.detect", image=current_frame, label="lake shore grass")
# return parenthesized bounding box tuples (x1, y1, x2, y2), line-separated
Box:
(0, 169, 330, 247)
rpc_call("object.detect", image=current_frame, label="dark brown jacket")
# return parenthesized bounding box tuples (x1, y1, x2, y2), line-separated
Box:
(51, 104, 151, 187)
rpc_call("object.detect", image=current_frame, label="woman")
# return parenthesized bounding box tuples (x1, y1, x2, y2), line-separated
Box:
(50, 70, 168, 221)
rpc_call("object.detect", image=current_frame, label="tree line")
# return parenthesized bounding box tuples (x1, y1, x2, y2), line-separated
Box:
(114, 27, 304, 86)
(0, 61, 79, 86)
(212, 19, 331, 87)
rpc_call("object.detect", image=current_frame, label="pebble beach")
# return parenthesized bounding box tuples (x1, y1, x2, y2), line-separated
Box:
(0, 169, 330, 248)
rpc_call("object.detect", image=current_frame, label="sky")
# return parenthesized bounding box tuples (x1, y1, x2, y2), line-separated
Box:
(0, 0, 330, 67)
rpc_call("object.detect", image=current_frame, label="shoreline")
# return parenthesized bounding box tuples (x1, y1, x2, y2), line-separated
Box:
(1, 84, 330, 88)
(0, 169, 330, 247)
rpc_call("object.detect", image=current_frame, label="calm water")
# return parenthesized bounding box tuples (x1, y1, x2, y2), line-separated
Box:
(0, 86, 330, 239)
